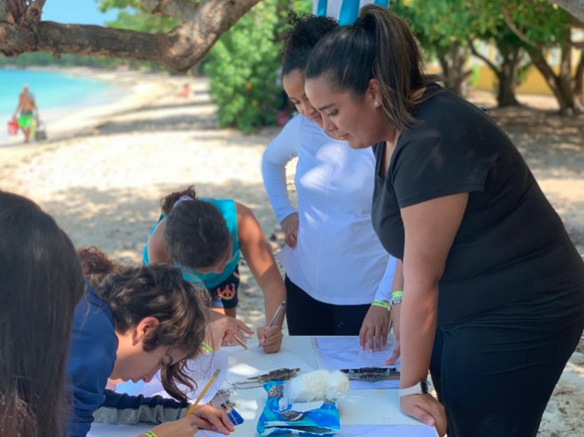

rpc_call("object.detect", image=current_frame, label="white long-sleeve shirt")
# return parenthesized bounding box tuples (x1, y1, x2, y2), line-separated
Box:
(262, 115, 395, 305)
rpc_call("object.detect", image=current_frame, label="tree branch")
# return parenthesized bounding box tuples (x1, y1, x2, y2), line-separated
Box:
(468, 40, 499, 75)
(502, 6, 543, 49)
(0, 20, 170, 59)
(139, 0, 199, 22)
(549, 0, 584, 24)
(0, 0, 263, 71)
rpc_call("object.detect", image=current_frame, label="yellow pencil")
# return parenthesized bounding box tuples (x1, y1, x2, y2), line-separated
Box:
(186, 369, 221, 416)
(234, 336, 248, 350)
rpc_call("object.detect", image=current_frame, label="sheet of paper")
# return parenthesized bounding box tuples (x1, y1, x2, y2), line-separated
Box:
(314, 337, 401, 389)
(225, 339, 315, 385)
(116, 351, 228, 405)
(337, 389, 420, 426)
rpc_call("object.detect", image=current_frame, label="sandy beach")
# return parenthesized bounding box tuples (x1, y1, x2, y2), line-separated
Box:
(1, 69, 582, 436)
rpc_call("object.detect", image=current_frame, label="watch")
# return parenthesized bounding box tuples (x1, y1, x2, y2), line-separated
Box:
(399, 380, 429, 398)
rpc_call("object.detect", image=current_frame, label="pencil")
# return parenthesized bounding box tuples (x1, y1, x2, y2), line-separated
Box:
(234, 336, 248, 350)
(186, 369, 221, 416)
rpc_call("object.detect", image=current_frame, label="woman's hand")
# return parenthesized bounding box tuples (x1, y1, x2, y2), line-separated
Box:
(400, 394, 447, 436)
(359, 305, 390, 352)
(257, 325, 283, 353)
(206, 312, 253, 351)
(384, 303, 401, 364)
(281, 212, 299, 248)
(148, 416, 198, 437)
(190, 404, 234, 435)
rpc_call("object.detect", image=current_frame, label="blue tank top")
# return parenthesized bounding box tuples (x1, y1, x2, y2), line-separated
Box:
(143, 198, 240, 289)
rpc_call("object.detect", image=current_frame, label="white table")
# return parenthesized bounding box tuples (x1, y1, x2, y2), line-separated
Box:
(89, 336, 438, 437)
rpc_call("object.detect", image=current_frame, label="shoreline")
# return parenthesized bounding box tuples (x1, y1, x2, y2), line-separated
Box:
(0, 66, 183, 150)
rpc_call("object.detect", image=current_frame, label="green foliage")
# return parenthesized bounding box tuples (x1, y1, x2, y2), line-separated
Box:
(99, 0, 180, 33)
(204, 0, 311, 133)
(105, 9, 178, 33)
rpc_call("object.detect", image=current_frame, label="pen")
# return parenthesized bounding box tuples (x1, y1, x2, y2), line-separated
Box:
(186, 369, 221, 416)
(268, 300, 286, 328)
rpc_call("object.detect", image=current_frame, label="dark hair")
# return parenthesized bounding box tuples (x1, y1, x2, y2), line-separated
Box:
(77, 246, 125, 289)
(0, 191, 85, 437)
(161, 186, 230, 270)
(282, 12, 338, 76)
(96, 265, 208, 403)
(305, 4, 437, 132)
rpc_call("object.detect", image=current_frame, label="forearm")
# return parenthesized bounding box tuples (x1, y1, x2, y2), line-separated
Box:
(256, 264, 287, 326)
(392, 259, 404, 292)
(399, 279, 438, 388)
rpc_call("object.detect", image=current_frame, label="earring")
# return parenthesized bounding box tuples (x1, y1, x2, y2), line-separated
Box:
(374, 101, 380, 107)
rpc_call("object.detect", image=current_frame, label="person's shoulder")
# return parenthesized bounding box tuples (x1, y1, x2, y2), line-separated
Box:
(413, 85, 485, 126)
(72, 285, 115, 338)
(69, 286, 117, 380)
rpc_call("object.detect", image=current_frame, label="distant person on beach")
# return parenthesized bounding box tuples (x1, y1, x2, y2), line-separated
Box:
(177, 83, 193, 98)
(66, 261, 234, 437)
(262, 13, 395, 346)
(12, 84, 39, 144)
(0, 191, 85, 437)
(143, 186, 286, 353)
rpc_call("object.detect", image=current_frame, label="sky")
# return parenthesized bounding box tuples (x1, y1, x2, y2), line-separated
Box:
(43, 0, 119, 26)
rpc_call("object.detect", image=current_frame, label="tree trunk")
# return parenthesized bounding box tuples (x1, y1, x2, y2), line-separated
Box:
(437, 43, 472, 96)
(526, 45, 579, 115)
(573, 49, 584, 110)
(496, 45, 521, 107)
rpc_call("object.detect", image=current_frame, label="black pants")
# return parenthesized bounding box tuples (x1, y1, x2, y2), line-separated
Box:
(431, 310, 584, 437)
(285, 276, 370, 335)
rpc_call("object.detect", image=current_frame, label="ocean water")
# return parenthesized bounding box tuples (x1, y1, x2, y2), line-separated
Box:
(0, 69, 123, 140)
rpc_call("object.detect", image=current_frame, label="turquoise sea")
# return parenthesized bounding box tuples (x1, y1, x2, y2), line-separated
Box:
(0, 69, 123, 141)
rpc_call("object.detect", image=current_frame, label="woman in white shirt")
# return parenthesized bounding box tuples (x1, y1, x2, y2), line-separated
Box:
(262, 13, 395, 350)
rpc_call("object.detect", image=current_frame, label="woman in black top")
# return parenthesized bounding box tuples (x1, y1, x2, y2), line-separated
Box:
(304, 5, 584, 437)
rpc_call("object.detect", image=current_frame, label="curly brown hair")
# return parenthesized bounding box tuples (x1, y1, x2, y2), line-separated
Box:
(77, 246, 125, 289)
(96, 264, 209, 403)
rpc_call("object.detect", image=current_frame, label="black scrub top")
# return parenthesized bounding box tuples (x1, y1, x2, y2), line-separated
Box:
(372, 84, 584, 328)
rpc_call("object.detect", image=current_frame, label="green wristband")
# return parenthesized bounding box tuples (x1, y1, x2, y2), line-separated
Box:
(144, 431, 158, 437)
(391, 290, 403, 306)
(371, 300, 390, 310)
(200, 342, 214, 354)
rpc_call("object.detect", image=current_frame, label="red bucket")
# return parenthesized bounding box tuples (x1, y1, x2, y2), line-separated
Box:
(7, 120, 18, 136)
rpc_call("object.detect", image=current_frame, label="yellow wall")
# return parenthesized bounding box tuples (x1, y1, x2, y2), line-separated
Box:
(474, 47, 583, 96)
(475, 65, 554, 95)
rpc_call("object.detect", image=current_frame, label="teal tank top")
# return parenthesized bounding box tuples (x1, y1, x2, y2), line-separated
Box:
(143, 198, 241, 289)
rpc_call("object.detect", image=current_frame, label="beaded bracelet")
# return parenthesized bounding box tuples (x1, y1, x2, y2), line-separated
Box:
(391, 290, 403, 306)
(144, 431, 158, 437)
(371, 299, 390, 310)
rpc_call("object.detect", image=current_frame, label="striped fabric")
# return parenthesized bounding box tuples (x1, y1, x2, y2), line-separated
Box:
(314, 0, 389, 25)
